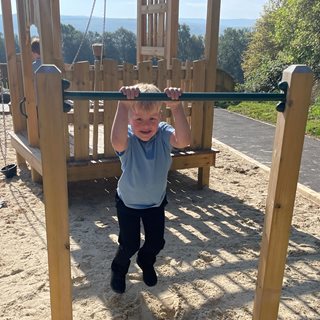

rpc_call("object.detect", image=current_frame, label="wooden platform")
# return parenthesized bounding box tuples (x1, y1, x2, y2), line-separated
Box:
(11, 131, 219, 182)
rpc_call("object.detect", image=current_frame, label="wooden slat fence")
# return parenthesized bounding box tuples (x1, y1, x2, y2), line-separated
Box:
(64, 58, 209, 162)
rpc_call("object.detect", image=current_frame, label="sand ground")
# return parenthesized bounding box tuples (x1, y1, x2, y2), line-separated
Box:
(1, 114, 319, 319)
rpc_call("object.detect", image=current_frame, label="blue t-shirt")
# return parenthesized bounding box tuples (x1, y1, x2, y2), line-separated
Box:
(117, 122, 175, 209)
(32, 58, 41, 73)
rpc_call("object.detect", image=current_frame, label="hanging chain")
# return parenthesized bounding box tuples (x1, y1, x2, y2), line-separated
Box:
(0, 78, 7, 166)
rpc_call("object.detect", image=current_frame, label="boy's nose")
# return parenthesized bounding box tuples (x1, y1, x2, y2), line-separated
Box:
(142, 120, 150, 127)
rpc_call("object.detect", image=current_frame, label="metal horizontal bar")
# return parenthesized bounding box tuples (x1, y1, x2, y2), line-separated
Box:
(64, 91, 286, 102)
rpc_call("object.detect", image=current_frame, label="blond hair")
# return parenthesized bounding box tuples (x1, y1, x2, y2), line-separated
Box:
(132, 83, 162, 112)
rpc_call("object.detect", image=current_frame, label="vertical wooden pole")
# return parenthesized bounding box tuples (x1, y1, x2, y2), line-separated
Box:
(50, 0, 64, 69)
(253, 65, 313, 320)
(198, 0, 221, 187)
(16, 0, 39, 147)
(166, 0, 179, 67)
(137, 0, 145, 63)
(1, 0, 26, 133)
(37, 0, 55, 64)
(36, 65, 72, 320)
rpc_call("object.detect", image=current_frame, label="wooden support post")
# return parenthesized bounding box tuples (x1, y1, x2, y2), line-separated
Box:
(35, 65, 72, 320)
(198, 0, 221, 187)
(1, 0, 26, 133)
(166, 0, 179, 67)
(16, 0, 39, 147)
(253, 65, 313, 320)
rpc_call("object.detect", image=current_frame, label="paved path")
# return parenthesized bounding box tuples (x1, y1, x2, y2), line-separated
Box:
(213, 108, 320, 193)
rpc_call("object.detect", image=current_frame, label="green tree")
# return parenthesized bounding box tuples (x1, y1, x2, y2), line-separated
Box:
(218, 28, 252, 83)
(110, 27, 136, 64)
(178, 24, 204, 61)
(61, 24, 94, 64)
(242, 0, 320, 91)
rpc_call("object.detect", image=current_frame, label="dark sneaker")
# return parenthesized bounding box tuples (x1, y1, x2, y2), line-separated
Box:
(110, 271, 126, 294)
(137, 257, 157, 287)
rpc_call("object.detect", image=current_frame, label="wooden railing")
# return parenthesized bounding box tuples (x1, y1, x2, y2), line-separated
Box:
(62, 58, 221, 162)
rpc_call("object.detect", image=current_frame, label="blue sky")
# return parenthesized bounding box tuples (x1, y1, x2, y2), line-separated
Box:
(5, 0, 268, 20)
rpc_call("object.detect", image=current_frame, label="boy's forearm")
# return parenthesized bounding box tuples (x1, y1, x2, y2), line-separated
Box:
(111, 102, 129, 152)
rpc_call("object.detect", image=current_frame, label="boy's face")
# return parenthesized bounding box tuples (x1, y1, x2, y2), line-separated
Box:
(129, 106, 160, 141)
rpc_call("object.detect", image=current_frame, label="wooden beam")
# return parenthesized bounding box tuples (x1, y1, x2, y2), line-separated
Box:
(67, 149, 219, 182)
(253, 65, 313, 320)
(36, 65, 72, 320)
(0, 0, 26, 133)
(141, 46, 165, 57)
(171, 149, 218, 170)
(10, 132, 42, 174)
(166, 0, 179, 66)
(141, 3, 167, 14)
(16, 0, 39, 147)
(198, 0, 221, 187)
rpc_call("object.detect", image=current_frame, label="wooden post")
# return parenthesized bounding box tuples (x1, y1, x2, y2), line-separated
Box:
(253, 65, 313, 319)
(166, 0, 179, 67)
(0, 0, 26, 134)
(198, 0, 221, 187)
(16, 0, 39, 147)
(35, 65, 72, 320)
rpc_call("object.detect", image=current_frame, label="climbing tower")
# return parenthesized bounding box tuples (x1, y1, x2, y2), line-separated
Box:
(137, 0, 179, 66)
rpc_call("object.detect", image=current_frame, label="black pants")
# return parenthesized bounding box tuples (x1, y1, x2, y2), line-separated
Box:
(111, 194, 167, 273)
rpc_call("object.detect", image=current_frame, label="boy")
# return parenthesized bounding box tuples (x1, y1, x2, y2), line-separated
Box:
(31, 37, 41, 72)
(110, 83, 191, 294)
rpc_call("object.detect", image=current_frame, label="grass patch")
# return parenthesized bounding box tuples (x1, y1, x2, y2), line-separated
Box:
(227, 101, 320, 138)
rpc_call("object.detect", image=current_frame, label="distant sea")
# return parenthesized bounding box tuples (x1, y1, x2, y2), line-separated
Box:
(0, 15, 256, 36)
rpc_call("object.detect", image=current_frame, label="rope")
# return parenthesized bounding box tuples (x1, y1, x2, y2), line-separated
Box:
(101, 0, 107, 64)
(71, 0, 97, 65)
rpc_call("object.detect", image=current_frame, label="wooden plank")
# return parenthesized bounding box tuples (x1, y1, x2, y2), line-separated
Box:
(73, 61, 90, 160)
(157, 0, 165, 46)
(67, 158, 122, 181)
(171, 149, 217, 170)
(16, 0, 39, 147)
(171, 58, 181, 87)
(190, 60, 205, 149)
(141, 3, 167, 13)
(67, 149, 218, 182)
(10, 132, 42, 174)
(123, 62, 134, 86)
(37, 1, 54, 64)
(166, 0, 179, 66)
(169, 58, 182, 125)
(147, 0, 154, 46)
(67, 110, 104, 124)
(184, 60, 192, 92)
(253, 65, 313, 320)
(103, 59, 118, 157)
(92, 60, 101, 159)
(50, 0, 64, 70)
(137, 0, 144, 63)
(0, 1, 26, 133)
(138, 60, 153, 83)
(198, 0, 221, 187)
(36, 65, 72, 320)
(64, 113, 70, 161)
(156, 59, 167, 90)
(141, 46, 165, 57)
(157, 59, 168, 121)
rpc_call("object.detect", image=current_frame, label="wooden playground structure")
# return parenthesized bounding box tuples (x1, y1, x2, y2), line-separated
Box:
(1, 1, 314, 320)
